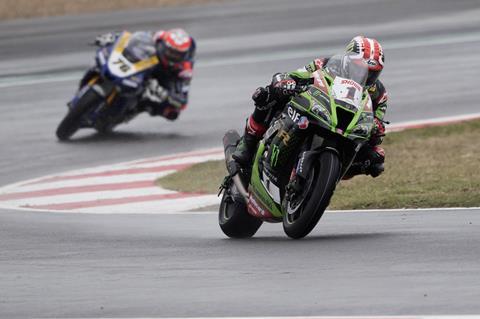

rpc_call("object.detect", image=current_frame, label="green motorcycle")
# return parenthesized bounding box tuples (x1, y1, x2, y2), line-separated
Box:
(219, 54, 376, 239)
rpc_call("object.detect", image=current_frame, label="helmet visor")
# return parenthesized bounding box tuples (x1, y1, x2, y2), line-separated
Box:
(157, 41, 188, 63)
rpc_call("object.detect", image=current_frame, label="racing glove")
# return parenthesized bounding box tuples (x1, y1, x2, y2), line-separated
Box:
(252, 86, 273, 108)
(271, 73, 297, 97)
(94, 33, 116, 47)
(142, 79, 169, 104)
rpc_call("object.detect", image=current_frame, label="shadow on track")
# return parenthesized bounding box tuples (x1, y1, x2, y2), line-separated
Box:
(220, 231, 404, 243)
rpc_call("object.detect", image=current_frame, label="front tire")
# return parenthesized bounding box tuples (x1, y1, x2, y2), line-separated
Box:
(283, 151, 341, 239)
(219, 188, 262, 238)
(56, 89, 102, 141)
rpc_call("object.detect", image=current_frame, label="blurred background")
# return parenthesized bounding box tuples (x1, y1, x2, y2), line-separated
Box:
(1, 1, 480, 317)
(1, 0, 479, 185)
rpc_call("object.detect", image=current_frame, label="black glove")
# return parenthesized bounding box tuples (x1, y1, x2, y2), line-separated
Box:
(271, 73, 297, 97)
(252, 86, 273, 107)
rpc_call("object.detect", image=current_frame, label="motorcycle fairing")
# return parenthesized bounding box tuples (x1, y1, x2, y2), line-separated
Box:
(248, 142, 283, 220)
(289, 69, 374, 142)
(107, 32, 159, 79)
(246, 54, 376, 220)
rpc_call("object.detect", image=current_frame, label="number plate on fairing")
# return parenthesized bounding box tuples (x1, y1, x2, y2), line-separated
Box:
(332, 76, 363, 109)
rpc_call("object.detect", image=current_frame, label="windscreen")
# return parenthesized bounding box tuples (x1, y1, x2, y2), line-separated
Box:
(324, 54, 368, 88)
(324, 54, 369, 109)
(123, 32, 156, 63)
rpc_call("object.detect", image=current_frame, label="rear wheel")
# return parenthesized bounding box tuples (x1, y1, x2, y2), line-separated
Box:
(56, 89, 103, 141)
(283, 151, 341, 239)
(219, 186, 263, 238)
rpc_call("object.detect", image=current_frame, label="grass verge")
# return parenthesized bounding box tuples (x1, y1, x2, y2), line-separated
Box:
(0, 0, 220, 20)
(158, 120, 480, 209)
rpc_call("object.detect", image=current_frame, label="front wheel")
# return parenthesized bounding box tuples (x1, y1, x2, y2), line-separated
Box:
(219, 186, 263, 238)
(56, 89, 103, 141)
(283, 151, 341, 239)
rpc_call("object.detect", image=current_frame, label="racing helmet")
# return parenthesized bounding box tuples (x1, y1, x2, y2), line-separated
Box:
(154, 28, 193, 67)
(346, 36, 385, 86)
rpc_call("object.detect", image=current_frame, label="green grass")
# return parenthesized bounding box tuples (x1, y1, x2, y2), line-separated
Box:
(157, 120, 480, 209)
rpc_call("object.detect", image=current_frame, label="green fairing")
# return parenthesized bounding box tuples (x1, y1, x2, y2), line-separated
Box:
(248, 61, 373, 219)
(249, 142, 283, 218)
(289, 69, 312, 80)
(288, 69, 372, 141)
(289, 65, 374, 140)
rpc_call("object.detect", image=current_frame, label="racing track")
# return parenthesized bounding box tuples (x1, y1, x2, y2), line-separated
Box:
(0, 0, 480, 317)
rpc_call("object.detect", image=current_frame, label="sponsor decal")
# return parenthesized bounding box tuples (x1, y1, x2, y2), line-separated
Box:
(278, 130, 290, 145)
(287, 106, 301, 122)
(298, 116, 309, 130)
(248, 192, 275, 219)
(366, 59, 379, 67)
(248, 194, 266, 217)
(264, 166, 279, 184)
(340, 79, 362, 91)
(270, 144, 280, 167)
(296, 152, 306, 175)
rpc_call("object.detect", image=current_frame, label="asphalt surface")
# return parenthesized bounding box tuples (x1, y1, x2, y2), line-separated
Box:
(0, 0, 480, 317)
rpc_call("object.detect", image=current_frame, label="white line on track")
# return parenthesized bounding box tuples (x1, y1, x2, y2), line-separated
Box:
(386, 113, 480, 132)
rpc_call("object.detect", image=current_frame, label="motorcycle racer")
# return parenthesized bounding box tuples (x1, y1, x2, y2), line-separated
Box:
(233, 36, 388, 178)
(77, 28, 195, 121)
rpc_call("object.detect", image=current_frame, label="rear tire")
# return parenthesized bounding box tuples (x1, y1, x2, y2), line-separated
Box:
(219, 188, 262, 238)
(56, 89, 102, 141)
(283, 151, 341, 239)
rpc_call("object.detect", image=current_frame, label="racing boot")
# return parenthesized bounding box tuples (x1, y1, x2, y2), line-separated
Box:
(342, 145, 385, 179)
(232, 131, 260, 166)
(366, 146, 385, 177)
(232, 116, 266, 167)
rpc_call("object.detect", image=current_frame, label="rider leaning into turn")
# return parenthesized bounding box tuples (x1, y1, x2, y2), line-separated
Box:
(233, 35, 388, 179)
(78, 28, 196, 121)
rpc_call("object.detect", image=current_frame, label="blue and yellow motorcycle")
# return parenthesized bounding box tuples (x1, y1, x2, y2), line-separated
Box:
(56, 31, 159, 140)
